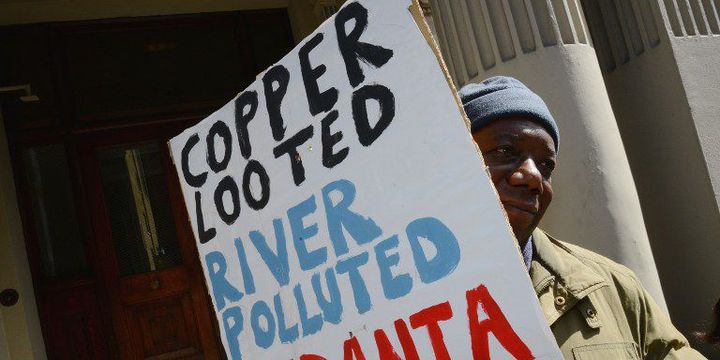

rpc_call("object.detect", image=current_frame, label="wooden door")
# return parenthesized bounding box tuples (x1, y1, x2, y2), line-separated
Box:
(77, 124, 220, 359)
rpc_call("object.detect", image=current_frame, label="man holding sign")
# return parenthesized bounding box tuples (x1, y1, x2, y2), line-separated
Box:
(170, 0, 566, 359)
(461, 76, 705, 359)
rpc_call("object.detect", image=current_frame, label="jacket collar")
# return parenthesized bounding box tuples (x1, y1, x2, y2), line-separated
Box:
(530, 229, 607, 324)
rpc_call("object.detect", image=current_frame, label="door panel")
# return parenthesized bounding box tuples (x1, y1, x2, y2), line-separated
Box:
(130, 294, 201, 359)
(16, 142, 112, 359)
(120, 267, 191, 305)
(40, 281, 109, 360)
(22, 143, 89, 279)
(79, 125, 220, 359)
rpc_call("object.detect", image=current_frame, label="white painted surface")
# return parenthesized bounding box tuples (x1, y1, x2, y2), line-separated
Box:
(583, 1, 720, 356)
(169, 1, 561, 358)
(600, 18, 720, 356)
(0, 110, 47, 360)
(666, 36, 720, 359)
(603, 45, 720, 359)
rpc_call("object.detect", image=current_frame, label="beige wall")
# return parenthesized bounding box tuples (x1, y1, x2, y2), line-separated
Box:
(0, 109, 46, 359)
(582, 0, 720, 356)
(672, 38, 720, 356)
(600, 42, 720, 347)
(672, 37, 720, 222)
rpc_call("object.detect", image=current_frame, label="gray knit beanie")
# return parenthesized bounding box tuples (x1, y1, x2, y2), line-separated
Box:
(459, 76, 559, 151)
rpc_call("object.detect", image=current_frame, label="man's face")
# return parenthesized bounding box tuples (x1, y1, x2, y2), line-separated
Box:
(472, 117, 557, 244)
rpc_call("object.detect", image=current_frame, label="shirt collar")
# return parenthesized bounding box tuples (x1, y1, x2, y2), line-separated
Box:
(529, 228, 606, 300)
(522, 235, 534, 270)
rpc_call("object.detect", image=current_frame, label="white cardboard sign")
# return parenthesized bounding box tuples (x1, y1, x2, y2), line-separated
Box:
(169, 1, 561, 358)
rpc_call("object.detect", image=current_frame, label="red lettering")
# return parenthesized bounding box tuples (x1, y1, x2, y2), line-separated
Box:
(373, 318, 421, 360)
(394, 319, 420, 360)
(466, 285, 534, 360)
(300, 355, 326, 360)
(374, 329, 401, 360)
(343, 336, 367, 360)
(409, 301, 453, 360)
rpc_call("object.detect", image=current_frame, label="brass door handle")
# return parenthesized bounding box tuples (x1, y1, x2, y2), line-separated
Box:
(149, 279, 161, 290)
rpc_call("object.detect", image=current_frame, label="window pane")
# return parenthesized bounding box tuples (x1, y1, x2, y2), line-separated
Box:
(24, 144, 88, 278)
(97, 142, 182, 276)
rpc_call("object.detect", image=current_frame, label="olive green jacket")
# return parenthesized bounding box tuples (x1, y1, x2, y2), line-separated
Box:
(531, 229, 706, 359)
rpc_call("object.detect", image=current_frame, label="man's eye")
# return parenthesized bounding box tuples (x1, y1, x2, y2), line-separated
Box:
(540, 159, 556, 173)
(493, 146, 513, 155)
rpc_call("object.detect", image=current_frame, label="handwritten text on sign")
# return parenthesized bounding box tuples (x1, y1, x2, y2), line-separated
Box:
(169, 0, 561, 359)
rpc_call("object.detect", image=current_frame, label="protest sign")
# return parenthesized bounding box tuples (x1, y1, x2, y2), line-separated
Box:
(169, 0, 562, 358)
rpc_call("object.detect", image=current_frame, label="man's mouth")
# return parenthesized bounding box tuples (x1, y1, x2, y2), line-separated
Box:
(501, 199, 538, 215)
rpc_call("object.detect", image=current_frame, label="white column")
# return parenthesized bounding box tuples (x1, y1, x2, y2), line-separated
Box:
(429, 0, 667, 310)
(0, 108, 47, 359)
(583, 0, 720, 356)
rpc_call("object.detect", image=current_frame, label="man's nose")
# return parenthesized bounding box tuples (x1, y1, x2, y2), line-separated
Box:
(509, 158, 543, 192)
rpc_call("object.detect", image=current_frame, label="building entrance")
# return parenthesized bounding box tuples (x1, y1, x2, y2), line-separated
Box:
(1, 9, 294, 358)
